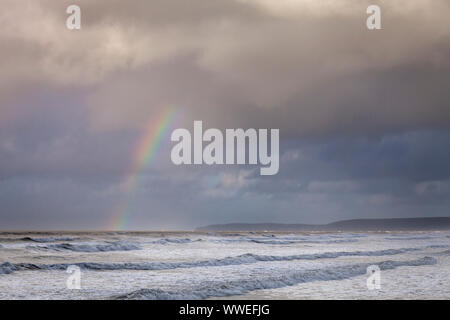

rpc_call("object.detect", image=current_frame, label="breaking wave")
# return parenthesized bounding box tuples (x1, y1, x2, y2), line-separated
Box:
(425, 245, 449, 249)
(385, 236, 434, 241)
(435, 249, 450, 255)
(21, 237, 77, 243)
(0, 262, 15, 274)
(0, 236, 78, 243)
(26, 241, 140, 252)
(249, 239, 357, 244)
(3, 246, 426, 274)
(114, 257, 437, 299)
(211, 236, 359, 245)
(150, 238, 199, 244)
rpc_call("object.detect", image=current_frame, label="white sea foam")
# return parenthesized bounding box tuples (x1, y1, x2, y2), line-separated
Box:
(249, 238, 358, 244)
(26, 241, 140, 252)
(211, 235, 359, 244)
(150, 238, 200, 244)
(1, 231, 449, 300)
(385, 236, 434, 240)
(2, 246, 434, 274)
(22, 237, 78, 243)
(115, 257, 437, 300)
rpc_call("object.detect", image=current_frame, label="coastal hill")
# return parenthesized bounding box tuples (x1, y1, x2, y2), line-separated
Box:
(196, 217, 450, 232)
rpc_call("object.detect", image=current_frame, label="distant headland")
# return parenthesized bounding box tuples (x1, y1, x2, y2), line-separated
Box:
(196, 217, 450, 232)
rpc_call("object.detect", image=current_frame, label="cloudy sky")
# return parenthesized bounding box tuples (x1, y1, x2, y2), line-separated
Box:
(1, 0, 450, 230)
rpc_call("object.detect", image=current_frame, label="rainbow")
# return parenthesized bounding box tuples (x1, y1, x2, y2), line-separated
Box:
(108, 107, 176, 230)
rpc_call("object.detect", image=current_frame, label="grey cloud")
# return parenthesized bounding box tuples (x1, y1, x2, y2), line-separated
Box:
(1, 0, 449, 135)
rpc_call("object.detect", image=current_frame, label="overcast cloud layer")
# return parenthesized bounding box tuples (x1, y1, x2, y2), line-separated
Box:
(1, 0, 450, 230)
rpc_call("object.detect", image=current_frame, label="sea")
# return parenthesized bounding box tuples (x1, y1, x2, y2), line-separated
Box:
(0, 231, 449, 299)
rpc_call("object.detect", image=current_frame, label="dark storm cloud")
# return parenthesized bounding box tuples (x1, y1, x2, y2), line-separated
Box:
(0, 0, 450, 229)
(0, 89, 137, 183)
(2, 0, 450, 134)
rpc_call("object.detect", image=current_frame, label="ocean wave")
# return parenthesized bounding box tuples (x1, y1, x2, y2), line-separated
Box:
(210, 233, 367, 243)
(26, 241, 140, 252)
(425, 245, 449, 249)
(210, 234, 363, 244)
(435, 249, 450, 255)
(0, 262, 15, 274)
(385, 236, 434, 240)
(0, 236, 78, 243)
(4, 246, 426, 274)
(151, 238, 199, 244)
(114, 256, 437, 299)
(211, 238, 358, 245)
(21, 237, 77, 243)
(326, 233, 368, 238)
(249, 239, 358, 244)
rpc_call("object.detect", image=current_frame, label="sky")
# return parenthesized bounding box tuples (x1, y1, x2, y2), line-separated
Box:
(1, 0, 450, 230)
